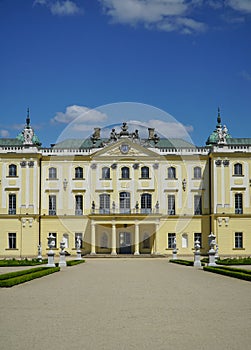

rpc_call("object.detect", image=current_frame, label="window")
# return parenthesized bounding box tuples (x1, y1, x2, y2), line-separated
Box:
(194, 233, 202, 247)
(194, 167, 202, 179)
(141, 166, 149, 179)
(194, 195, 202, 215)
(49, 167, 57, 179)
(168, 233, 176, 249)
(121, 167, 130, 179)
(120, 192, 130, 213)
(235, 193, 243, 214)
(235, 232, 243, 249)
(49, 233, 57, 248)
(99, 194, 110, 214)
(9, 164, 17, 177)
(8, 194, 16, 215)
(234, 163, 243, 176)
(100, 232, 108, 248)
(168, 195, 175, 215)
(143, 233, 150, 249)
(168, 166, 176, 179)
(49, 195, 56, 215)
(75, 167, 83, 179)
(75, 195, 83, 215)
(102, 167, 110, 179)
(75, 233, 83, 249)
(141, 193, 152, 213)
(8, 233, 16, 249)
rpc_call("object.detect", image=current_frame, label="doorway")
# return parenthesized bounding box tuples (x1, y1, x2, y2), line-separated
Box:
(119, 232, 131, 254)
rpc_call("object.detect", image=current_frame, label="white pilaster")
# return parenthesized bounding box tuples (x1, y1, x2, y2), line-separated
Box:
(90, 220, 96, 255)
(154, 220, 160, 255)
(111, 221, 117, 255)
(134, 221, 140, 255)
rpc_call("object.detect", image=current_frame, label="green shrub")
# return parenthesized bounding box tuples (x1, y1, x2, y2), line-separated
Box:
(203, 266, 251, 282)
(66, 260, 85, 266)
(0, 266, 49, 280)
(169, 259, 194, 266)
(0, 259, 47, 267)
(216, 257, 251, 265)
(0, 267, 60, 287)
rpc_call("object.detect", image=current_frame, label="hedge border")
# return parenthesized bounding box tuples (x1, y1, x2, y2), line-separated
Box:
(203, 266, 251, 282)
(0, 267, 60, 287)
(66, 260, 85, 266)
(169, 259, 205, 266)
(0, 259, 47, 267)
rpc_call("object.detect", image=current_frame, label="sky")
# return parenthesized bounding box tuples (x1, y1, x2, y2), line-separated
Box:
(0, 0, 251, 147)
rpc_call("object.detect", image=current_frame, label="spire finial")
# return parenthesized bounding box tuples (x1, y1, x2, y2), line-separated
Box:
(217, 107, 221, 125)
(26, 107, 30, 127)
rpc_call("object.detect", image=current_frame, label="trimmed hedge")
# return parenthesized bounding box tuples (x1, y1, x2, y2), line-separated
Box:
(0, 266, 50, 281)
(0, 267, 60, 287)
(203, 266, 251, 282)
(66, 260, 85, 266)
(216, 257, 251, 265)
(169, 259, 194, 266)
(0, 259, 47, 267)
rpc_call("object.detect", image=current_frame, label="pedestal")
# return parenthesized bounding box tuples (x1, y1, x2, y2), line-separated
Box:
(194, 251, 201, 267)
(59, 251, 67, 267)
(172, 249, 178, 260)
(76, 249, 82, 260)
(208, 249, 217, 266)
(46, 250, 56, 267)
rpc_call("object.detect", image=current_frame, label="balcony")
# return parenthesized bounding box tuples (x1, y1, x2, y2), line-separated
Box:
(8, 209, 16, 215)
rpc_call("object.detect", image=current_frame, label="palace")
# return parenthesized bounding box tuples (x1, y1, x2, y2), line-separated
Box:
(1, 110, 251, 258)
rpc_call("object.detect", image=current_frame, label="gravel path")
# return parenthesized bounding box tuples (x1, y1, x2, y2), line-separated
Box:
(0, 258, 250, 350)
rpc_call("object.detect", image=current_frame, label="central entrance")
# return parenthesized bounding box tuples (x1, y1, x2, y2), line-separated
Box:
(119, 232, 132, 254)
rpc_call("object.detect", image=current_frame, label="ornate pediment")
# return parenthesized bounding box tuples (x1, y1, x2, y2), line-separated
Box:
(91, 139, 159, 159)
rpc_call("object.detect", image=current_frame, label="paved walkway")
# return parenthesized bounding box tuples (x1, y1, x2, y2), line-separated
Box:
(0, 258, 251, 350)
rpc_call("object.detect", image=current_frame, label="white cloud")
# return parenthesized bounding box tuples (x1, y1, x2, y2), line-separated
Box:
(51, 105, 108, 124)
(127, 119, 194, 139)
(99, 0, 206, 34)
(0, 129, 10, 137)
(227, 0, 251, 13)
(239, 70, 251, 81)
(33, 0, 83, 16)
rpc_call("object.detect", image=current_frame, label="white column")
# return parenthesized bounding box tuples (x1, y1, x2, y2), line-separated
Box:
(111, 221, 117, 255)
(154, 220, 160, 255)
(134, 221, 140, 255)
(90, 220, 96, 255)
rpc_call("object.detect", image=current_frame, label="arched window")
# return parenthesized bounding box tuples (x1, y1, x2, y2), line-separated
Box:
(102, 167, 110, 179)
(194, 166, 202, 179)
(9, 164, 17, 177)
(49, 167, 57, 179)
(75, 167, 83, 179)
(143, 233, 150, 249)
(234, 163, 243, 176)
(120, 192, 130, 213)
(141, 166, 149, 179)
(168, 166, 176, 179)
(121, 167, 130, 179)
(99, 194, 110, 213)
(100, 232, 108, 249)
(141, 193, 152, 213)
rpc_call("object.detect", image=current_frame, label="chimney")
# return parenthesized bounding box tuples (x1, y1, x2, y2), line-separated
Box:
(148, 128, 155, 140)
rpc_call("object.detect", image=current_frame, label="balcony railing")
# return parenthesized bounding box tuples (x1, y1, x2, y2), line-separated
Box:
(75, 209, 83, 216)
(8, 209, 16, 215)
(49, 210, 57, 216)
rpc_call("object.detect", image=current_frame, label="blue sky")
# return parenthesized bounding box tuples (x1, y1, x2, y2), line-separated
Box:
(0, 0, 251, 147)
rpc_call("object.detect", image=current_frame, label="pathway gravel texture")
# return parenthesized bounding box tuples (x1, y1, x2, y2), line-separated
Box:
(0, 258, 251, 350)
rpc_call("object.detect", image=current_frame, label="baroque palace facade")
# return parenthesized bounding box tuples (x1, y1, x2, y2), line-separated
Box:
(1, 110, 251, 258)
